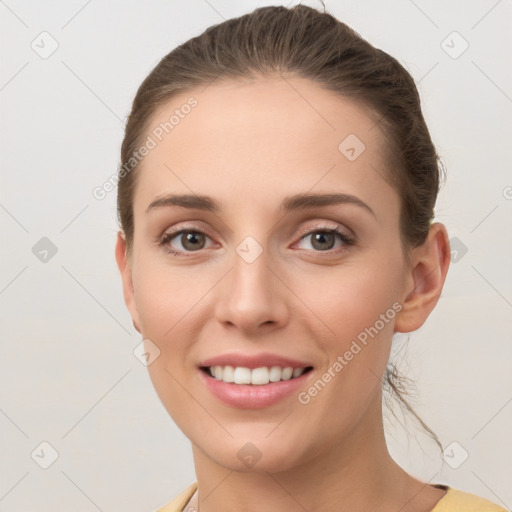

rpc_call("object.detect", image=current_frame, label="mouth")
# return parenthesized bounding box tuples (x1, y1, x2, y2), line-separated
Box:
(200, 365, 314, 385)
(197, 354, 315, 409)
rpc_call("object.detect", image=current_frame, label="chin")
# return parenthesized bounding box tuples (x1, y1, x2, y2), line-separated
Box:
(191, 427, 314, 474)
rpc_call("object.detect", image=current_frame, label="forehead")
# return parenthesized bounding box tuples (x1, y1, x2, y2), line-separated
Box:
(132, 75, 396, 217)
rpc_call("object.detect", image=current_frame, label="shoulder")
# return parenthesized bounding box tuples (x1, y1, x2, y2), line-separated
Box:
(155, 482, 198, 512)
(432, 487, 508, 512)
(154, 483, 508, 512)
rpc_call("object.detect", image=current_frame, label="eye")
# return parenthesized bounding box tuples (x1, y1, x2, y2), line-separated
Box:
(157, 224, 355, 257)
(294, 226, 355, 252)
(159, 228, 215, 256)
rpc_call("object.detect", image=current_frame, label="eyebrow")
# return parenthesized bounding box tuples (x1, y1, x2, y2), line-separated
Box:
(146, 192, 375, 217)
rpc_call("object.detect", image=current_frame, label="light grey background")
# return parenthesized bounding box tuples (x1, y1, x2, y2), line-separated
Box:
(1, 0, 511, 510)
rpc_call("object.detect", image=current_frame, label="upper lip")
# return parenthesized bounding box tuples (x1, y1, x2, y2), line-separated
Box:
(199, 352, 313, 370)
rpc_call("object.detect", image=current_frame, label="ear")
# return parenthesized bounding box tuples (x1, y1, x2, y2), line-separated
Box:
(115, 231, 142, 334)
(394, 222, 451, 333)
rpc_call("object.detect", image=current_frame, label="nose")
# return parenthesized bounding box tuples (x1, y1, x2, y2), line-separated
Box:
(214, 245, 290, 335)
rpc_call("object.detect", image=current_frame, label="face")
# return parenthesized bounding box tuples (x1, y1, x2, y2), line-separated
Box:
(119, 75, 416, 473)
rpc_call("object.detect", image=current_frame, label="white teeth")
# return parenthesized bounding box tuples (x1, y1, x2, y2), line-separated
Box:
(281, 367, 293, 380)
(233, 367, 252, 384)
(251, 367, 269, 385)
(222, 365, 234, 383)
(208, 365, 308, 385)
(292, 368, 305, 378)
(269, 366, 282, 382)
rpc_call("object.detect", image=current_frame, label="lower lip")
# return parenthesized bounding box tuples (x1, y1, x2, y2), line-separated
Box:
(198, 369, 312, 409)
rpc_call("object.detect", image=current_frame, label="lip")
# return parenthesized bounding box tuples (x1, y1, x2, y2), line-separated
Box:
(198, 352, 312, 370)
(198, 366, 313, 409)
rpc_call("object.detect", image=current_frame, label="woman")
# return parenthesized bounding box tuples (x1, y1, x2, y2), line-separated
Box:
(115, 5, 506, 512)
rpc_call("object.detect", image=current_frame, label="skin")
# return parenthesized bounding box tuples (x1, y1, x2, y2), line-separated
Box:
(116, 75, 451, 512)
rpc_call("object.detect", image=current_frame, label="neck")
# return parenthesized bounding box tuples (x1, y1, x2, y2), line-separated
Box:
(190, 393, 443, 512)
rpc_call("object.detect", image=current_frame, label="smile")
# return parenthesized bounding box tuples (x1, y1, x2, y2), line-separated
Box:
(201, 365, 312, 385)
(197, 353, 314, 409)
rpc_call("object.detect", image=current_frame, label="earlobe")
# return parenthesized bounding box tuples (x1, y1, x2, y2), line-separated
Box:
(394, 223, 451, 333)
(115, 232, 142, 334)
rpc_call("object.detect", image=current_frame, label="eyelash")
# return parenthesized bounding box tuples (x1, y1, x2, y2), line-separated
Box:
(157, 224, 355, 258)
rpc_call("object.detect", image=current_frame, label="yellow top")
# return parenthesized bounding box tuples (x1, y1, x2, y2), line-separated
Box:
(156, 482, 508, 512)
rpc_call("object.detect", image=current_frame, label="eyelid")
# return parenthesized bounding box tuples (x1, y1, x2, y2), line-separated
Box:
(160, 222, 211, 237)
(292, 223, 355, 252)
(158, 224, 217, 252)
(295, 221, 348, 239)
(158, 220, 355, 255)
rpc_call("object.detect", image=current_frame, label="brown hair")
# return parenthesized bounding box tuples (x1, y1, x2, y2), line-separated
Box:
(117, 4, 444, 450)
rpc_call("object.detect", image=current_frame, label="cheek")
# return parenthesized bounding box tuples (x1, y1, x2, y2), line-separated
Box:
(293, 272, 399, 436)
(132, 262, 205, 427)
(293, 255, 403, 406)
(297, 257, 402, 347)
(131, 250, 210, 339)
